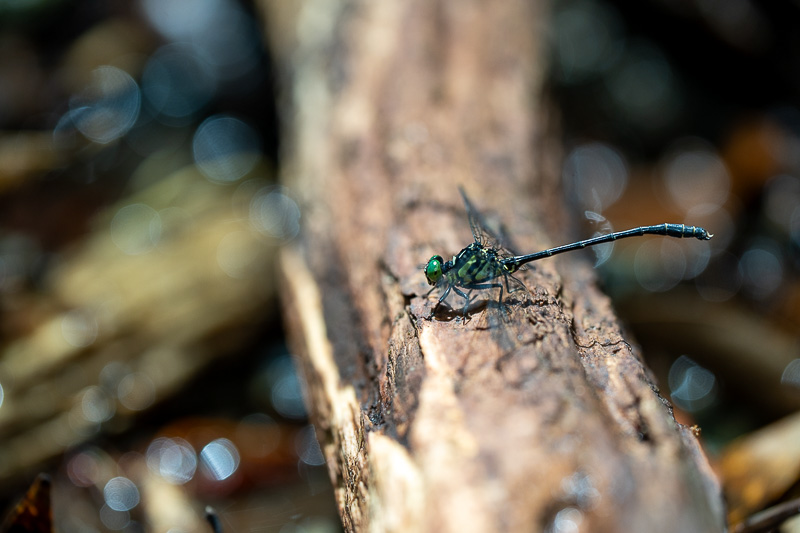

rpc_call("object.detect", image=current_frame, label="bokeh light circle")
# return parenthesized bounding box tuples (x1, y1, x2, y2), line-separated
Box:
(668, 355, 717, 412)
(249, 186, 301, 241)
(193, 115, 260, 184)
(81, 386, 115, 423)
(563, 142, 628, 212)
(633, 239, 686, 292)
(103, 477, 140, 512)
(296, 425, 325, 466)
(117, 372, 156, 411)
(70, 66, 141, 144)
(661, 141, 730, 213)
(738, 241, 783, 301)
(146, 437, 197, 484)
(110, 203, 162, 255)
(61, 308, 99, 348)
(200, 438, 240, 481)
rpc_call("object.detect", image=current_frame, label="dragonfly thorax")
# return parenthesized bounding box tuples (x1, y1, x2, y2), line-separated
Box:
(450, 242, 510, 286)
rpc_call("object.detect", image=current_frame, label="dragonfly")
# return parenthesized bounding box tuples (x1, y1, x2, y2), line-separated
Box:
(423, 187, 713, 317)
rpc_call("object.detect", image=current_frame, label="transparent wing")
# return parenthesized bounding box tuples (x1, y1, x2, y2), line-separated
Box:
(583, 210, 615, 267)
(458, 186, 525, 267)
(459, 186, 497, 248)
(484, 274, 530, 354)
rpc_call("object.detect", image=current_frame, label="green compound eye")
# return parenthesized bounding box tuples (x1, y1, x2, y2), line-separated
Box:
(424, 256, 444, 285)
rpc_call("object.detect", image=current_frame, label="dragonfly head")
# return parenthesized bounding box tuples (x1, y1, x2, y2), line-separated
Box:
(424, 255, 444, 285)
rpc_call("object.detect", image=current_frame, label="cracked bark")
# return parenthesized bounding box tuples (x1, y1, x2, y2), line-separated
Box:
(260, 0, 727, 531)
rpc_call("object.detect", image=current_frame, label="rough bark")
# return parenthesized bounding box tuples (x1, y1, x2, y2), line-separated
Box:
(260, 1, 726, 531)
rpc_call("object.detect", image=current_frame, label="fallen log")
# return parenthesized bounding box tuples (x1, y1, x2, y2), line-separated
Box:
(262, 1, 726, 531)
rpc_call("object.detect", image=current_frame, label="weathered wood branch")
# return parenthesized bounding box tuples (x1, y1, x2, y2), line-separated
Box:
(261, 1, 726, 531)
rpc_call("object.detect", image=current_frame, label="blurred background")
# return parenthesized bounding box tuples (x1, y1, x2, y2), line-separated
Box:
(0, 0, 799, 531)
(0, 0, 333, 531)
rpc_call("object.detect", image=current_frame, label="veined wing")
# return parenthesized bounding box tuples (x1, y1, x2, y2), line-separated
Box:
(459, 186, 498, 248)
(458, 186, 524, 267)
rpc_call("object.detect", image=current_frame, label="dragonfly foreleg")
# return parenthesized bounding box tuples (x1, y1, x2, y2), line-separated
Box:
(438, 284, 453, 303)
(429, 283, 454, 317)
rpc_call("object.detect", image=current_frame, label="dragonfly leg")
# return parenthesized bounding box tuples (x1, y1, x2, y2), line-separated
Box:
(504, 273, 524, 294)
(431, 284, 453, 317)
(501, 273, 528, 310)
(438, 284, 453, 304)
(453, 286, 472, 316)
